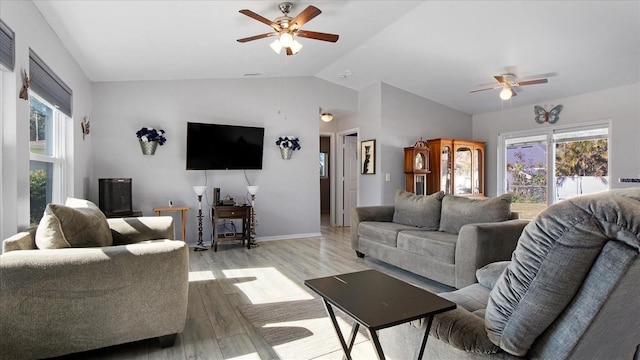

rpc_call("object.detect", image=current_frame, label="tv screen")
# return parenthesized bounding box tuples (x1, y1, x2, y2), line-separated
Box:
(186, 122, 264, 170)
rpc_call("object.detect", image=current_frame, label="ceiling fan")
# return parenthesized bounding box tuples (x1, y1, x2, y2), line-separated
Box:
(470, 73, 549, 100)
(237, 2, 339, 55)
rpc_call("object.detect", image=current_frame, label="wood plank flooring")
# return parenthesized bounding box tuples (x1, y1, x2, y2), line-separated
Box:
(54, 217, 452, 360)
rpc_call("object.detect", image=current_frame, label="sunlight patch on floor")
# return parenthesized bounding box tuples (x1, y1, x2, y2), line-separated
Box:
(223, 267, 313, 304)
(226, 352, 261, 360)
(188, 270, 216, 282)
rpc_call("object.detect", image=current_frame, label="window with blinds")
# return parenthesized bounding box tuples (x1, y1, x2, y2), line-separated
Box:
(29, 49, 73, 117)
(0, 19, 15, 72)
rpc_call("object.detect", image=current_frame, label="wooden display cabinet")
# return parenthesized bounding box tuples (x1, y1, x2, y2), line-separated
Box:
(404, 139, 430, 195)
(426, 138, 485, 197)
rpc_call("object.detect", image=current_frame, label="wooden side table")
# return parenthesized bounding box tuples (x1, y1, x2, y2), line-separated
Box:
(211, 205, 251, 251)
(153, 206, 190, 241)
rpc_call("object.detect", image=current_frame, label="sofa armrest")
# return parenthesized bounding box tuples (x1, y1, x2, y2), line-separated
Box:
(350, 206, 395, 250)
(108, 216, 175, 244)
(2, 227, 37, 253)
(454, 219, 529, 288)
(0, 240, 189, 358)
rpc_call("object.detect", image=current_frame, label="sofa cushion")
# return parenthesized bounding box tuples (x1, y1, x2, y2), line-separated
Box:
(392, 189, 444, 229)
(358, 221, 416, 248)
(35, 198, 113, 249)
(484, 189, 640, 357)
(397, 230, 458, 264)
(475, 261, 510, 289)
(439, 193, 513, 234)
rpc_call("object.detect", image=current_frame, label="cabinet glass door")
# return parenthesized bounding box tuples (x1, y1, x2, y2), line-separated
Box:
(473, 148, 483, 194)
(455, 147, 472, 195)
(441, 146, 451, 194)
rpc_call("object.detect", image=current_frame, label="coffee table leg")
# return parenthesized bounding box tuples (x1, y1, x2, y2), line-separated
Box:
(346, 321, 360, 355)
(366, 328, 386, 360)
(414, 315, 434, 360)
(322, 299, 353, 360)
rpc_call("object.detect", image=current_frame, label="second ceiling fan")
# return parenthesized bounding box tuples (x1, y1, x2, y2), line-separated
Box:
(237, 2, 339, 55)
(471, 73, 549, 100)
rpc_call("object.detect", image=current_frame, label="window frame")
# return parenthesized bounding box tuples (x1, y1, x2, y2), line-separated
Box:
(498, 119, 611, 207)
(29, 91, 66, 209)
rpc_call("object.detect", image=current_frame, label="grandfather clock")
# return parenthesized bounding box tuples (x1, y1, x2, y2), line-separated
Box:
(404, 138, 430, 195)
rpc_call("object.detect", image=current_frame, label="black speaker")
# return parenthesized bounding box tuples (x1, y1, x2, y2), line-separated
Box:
(99, 178, 133, 217)
(213, 187, 221, 206)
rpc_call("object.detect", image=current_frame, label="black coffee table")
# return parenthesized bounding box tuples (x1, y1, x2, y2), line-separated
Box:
(304, 269, 456, 360)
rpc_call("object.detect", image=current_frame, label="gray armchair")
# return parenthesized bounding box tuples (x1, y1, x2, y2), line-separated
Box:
(0, 216, 189, 360)
(379, 189, 640, 359)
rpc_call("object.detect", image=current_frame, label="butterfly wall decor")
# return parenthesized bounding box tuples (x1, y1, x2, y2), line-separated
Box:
(534, 104, 563, 124)
(81, 116, 90, 140)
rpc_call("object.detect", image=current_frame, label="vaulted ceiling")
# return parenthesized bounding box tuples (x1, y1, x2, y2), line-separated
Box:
(33, 1, 640, 115)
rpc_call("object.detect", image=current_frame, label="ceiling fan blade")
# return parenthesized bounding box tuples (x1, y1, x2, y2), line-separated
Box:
(237, 32, 277, 43)
(239, 9, 280, 31)
(289, 6, 322, 30)
(518, 79, 548, 86)
(286, 47, 294, 56)
(494, 75, 507, 84)
(297, 30, 339, 42)
(510, 87, 518, 97)
(470, 85, 501, 93)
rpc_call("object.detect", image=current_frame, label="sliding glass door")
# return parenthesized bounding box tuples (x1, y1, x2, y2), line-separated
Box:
(499, 122, 609, 219)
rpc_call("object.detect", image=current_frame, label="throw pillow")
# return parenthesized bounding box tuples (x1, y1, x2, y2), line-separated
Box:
(392, 189, 444, 229)
(439, 193, 513, 234)
(476, 261, 510, 289)
(35, 198, 113, 249)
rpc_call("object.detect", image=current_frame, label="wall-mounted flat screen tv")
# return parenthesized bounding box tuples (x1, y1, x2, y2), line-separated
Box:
(186, 122, 264, 170)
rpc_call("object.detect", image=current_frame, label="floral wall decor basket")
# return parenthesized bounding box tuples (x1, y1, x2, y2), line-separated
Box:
(276, 136, 301, 159)
(136, 127, 166, 155)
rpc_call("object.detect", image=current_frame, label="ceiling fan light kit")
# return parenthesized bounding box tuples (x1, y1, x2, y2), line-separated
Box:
(238, 2, 339, 56)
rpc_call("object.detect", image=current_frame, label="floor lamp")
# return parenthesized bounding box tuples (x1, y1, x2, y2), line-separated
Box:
(193, 186, 208, 251)
(247, 186, 259, 248)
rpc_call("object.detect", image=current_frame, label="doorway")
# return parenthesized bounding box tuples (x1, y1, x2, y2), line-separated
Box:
(335, 129, 359, 226)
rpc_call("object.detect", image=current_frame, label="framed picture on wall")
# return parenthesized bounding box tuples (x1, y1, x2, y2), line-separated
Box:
(361, 139, 376, 175)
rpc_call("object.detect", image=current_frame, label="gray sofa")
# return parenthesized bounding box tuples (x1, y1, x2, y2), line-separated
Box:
(351, 190, 529, 288)
(378, 188, 640, 359)
(0, 199, 189, 360)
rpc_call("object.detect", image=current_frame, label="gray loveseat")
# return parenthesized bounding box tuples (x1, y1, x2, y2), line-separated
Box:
(378, 188, 640, 359)
(351, 190, 528, 288)
(0, 198, 189, 360)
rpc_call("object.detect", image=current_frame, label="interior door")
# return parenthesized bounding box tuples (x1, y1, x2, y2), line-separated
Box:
(343, 135, 358, 226)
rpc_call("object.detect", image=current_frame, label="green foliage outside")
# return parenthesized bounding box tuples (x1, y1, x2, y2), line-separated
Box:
(30, 169, 47, 225)
(555, 139, 608, 193)
(509, 151, 547, 204)
(508, 139, 608, 205)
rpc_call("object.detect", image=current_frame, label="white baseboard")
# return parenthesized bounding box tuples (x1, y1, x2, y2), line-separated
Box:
(255, 232, 322, 242)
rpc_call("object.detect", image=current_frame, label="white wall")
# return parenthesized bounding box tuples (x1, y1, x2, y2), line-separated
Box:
(91, 77, 356, 243)
(473, 83, 640, 197)
(0, 1, 93, 239)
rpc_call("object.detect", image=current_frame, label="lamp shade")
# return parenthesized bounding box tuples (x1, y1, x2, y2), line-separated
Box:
(500, 86, 512, 100)
(279, 32, 293, 47)
(192, 186, 206, 196)
(320, 113, 333, 122)
(270, 39, 282, 54)
(247, 186, 259, 195)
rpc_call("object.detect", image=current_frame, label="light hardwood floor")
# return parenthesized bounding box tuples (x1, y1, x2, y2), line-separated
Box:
(54, 216, 452, 360)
